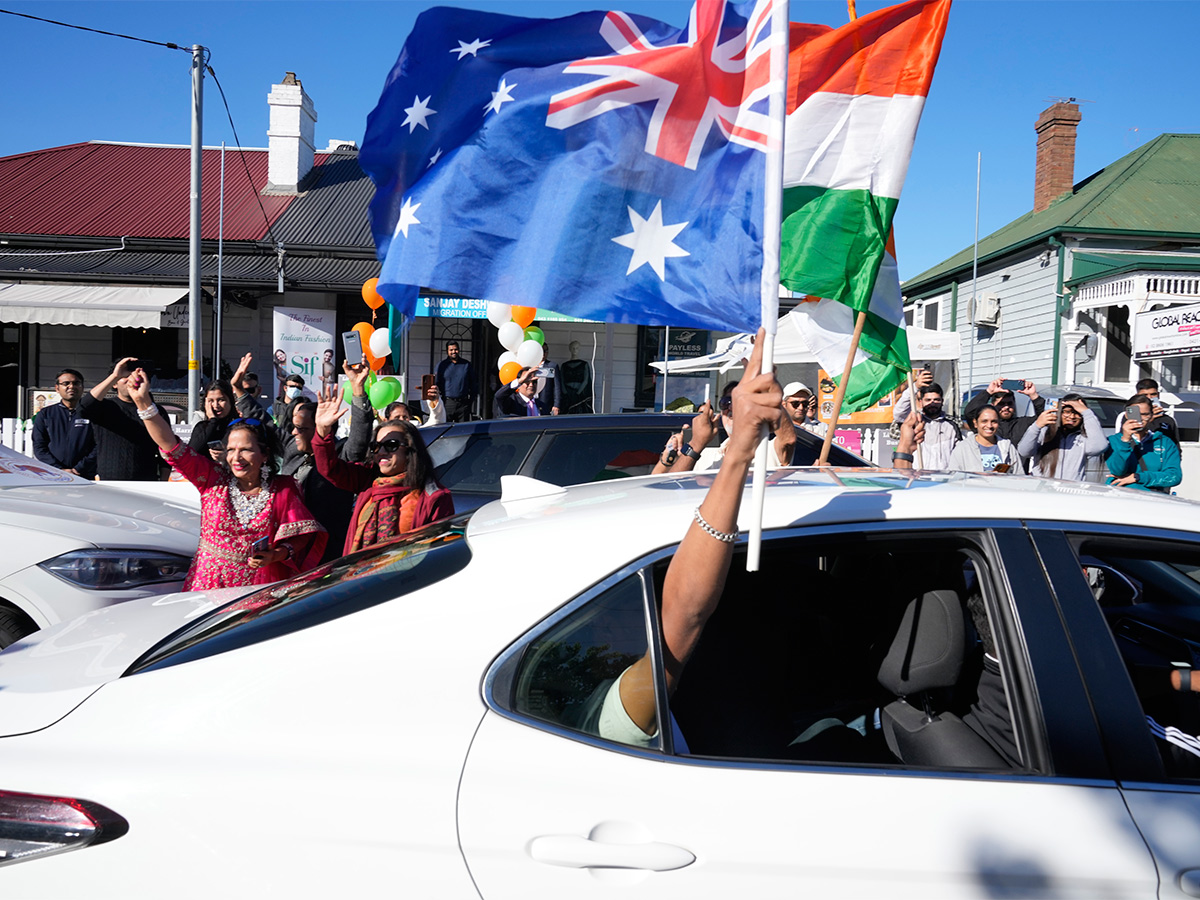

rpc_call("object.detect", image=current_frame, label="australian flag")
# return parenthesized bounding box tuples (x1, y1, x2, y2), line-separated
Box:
(360, 0, 780, 333)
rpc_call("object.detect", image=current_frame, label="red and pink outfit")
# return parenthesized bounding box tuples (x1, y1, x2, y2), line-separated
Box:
(163, 442, 327, 591)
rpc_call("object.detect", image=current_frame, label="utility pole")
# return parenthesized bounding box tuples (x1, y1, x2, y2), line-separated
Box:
(188, 44, 205, 420)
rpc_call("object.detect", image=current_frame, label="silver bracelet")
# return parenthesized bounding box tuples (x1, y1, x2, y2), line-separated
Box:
(693, 507, 738, 544)
(136, 403, 159, 421)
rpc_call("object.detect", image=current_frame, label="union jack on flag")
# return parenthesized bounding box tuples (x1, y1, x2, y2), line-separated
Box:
(359, 0, 783, 333)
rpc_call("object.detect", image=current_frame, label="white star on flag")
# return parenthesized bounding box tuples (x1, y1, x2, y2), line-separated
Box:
(427, 148, 443, 168)
(402, 95, 436, 133)
(451, 37, 491, 59)
(484, 78, 517, 115)
(395, 197, 421, 238)
(611, 201, 690, 280)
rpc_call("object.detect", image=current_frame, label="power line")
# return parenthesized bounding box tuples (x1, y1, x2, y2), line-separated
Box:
(0, 7, 190, 52)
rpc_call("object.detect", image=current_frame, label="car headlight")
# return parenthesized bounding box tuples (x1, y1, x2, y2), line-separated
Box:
(38, 550, 192, 590)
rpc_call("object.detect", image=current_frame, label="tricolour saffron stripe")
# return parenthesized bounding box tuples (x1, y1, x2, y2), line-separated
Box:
(787, 0, 951, 108)
(784, 91, 925, 198)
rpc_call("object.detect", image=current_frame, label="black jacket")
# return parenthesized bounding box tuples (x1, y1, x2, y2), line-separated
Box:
(493, 385, 539, 418)
(78, 392, 163, 481)
(31, 402, 96, 477)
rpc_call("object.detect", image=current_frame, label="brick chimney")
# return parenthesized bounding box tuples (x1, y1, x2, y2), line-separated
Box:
(1033, 101, 1081, 213)
(266, 72, 317, 193)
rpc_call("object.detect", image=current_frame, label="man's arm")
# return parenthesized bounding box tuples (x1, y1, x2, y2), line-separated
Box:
(617, 333, 779, 733)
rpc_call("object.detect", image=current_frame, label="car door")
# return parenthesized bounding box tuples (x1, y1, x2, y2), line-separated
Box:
(1032, 525, 1200, 900)
(458, 525, 1157, 899)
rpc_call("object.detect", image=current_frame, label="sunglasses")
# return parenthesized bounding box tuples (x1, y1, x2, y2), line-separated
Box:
(290, 423, 315, 433)
(786, 399, 806, 409)
(718, 396, 734, 412)
(229, 418, 263, 427)
(368, 438, 409, 455)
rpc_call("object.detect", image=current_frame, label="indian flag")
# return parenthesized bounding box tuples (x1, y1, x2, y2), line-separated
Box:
(783, 0, 951, 411)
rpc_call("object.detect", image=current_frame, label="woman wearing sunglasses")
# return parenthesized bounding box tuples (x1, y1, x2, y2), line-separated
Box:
(312, 386, 454, 555)
(126, 369, 327, 591)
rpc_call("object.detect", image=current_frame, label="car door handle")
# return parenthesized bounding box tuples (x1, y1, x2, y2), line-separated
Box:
(529, 834, 695, 871)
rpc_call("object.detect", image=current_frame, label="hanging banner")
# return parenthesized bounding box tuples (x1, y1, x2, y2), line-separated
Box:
(1134, 301, 1200, 361)
(414, 295, 598, 323)
(272, 307, 335, 400)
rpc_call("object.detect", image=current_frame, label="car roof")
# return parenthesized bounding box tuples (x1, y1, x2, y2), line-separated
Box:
(466, 469, 1199, 555)
(422, 412, 694, 441)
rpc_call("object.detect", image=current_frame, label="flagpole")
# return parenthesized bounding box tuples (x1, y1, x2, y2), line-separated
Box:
(817, 310, 867, 464)
(746, 0, 789, 573)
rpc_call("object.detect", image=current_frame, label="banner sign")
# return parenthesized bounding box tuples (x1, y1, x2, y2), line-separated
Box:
(1134, 302, 1200, 360)
(414, 295, 598, 323)
(667, 329, 710, 358)
(272, 307, 336, 399)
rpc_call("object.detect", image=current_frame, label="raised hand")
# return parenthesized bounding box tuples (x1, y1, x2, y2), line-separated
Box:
(342, 357, 371, 396)
(726, 328, 782, 466)
(690, 400, 717, 449)
(314, 385, 348, 437)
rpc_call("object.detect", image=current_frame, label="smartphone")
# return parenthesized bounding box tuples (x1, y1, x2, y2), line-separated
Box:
(1125, 405, 1144, 425)
(993, 463, 1011, 474)
(421, 374, 436, 396)
(1001, 379, 1025, 392)
(250, 536, 271, 555)
(342, 330, 363, 367)
(537, 366, 554, 379)
(206, 440, 223, 452)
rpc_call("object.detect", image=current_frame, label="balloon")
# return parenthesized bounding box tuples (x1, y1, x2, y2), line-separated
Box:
(498, 361, 522, 384)
(496, 351, 518, 372)
(352, 322, 380, 369)
(511, 305, 537, 328)
(342, 381, 353, 404)
(368, 380, 394, 410)
(369, 327, 392, 358)
(516, 339, 543, 368)
(361, 278, 385, 310)
(369, 353, 386, 372)
(498, 321, 525, 352)
(486, 301, 512, 328)
(523, 325, 544, 345)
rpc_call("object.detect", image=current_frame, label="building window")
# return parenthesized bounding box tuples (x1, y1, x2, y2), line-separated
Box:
(1102, 305, 1133, 383)
(923, 300, 941, 331)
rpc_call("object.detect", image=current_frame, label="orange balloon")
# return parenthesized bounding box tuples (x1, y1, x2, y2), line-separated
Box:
(362, 278, 386, 310)
(498, 361, 522, 384)
(511, 305, 537, 329)
(369, 353, 386, 372)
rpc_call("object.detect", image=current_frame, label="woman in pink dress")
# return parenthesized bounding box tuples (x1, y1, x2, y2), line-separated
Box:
(125, 363, 326, 591)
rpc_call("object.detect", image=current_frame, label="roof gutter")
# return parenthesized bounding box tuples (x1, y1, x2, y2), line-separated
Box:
(1049, 236, 1067, 382)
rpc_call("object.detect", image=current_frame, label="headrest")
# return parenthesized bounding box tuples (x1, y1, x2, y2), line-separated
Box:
(878, 590, 965, 695)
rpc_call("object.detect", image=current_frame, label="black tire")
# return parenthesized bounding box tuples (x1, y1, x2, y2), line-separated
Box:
(0, 606, 38, 651)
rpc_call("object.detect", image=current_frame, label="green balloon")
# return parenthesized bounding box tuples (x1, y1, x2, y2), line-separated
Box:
(523, 325, 545, 345)
(382, 378, 401, 406)
(342, 381, 353, 404)
(368, 380, 392, 410)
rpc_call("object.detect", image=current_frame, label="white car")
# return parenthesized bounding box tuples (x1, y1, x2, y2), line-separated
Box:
(0, 470, 1199, 898)
(0, 444, 198, 646)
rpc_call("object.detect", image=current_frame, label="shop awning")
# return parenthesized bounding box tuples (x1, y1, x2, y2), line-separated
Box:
(0, 283, 187, 328)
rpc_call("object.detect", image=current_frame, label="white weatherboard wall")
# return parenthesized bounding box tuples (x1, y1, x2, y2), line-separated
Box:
(954, 251, 1059, 387)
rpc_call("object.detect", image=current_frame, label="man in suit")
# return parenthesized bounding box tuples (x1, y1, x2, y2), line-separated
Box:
(493, 367, 541, 417)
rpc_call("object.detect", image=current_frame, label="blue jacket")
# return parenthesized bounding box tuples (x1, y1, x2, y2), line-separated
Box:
(1106, 430, 1182, 492)
(31, 402, 96, 478)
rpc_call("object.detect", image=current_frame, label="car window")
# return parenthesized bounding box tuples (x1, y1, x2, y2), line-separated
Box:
(1080, 398, 1124, 430)
(504, 573, 659, 751)
(532, 431, 663, 485)
(662, 533, 1020, 769)
(433, 433, 538, 494)
(128, 518, 471, 675)
(1067, 534, 1200, 780)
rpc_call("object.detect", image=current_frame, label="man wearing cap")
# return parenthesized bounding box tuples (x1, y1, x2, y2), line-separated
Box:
(782, 381, 826, 438)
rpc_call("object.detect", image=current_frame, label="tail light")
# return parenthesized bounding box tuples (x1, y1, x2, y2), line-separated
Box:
(0, 790, 127, 866)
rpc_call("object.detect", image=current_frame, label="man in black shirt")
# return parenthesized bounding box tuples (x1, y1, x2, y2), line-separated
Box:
(78, 357, 164, 481)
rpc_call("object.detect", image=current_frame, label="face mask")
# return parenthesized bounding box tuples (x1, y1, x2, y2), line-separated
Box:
(923, 403, 943, 419)
(286, 387, 302, 400)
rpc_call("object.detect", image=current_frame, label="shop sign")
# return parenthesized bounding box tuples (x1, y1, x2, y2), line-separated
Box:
(1134, 301, 1200, 360)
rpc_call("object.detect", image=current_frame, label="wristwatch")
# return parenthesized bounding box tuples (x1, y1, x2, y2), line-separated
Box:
(892, 451, 915, 463)
(680, 444, 702, 460)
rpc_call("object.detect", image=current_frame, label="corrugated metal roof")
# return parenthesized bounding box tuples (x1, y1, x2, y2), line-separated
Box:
(904, 134, 1200, 295)
(0, 249, 378, 291)
(0, 142, 322, 242)
(271, 151, 375, 249)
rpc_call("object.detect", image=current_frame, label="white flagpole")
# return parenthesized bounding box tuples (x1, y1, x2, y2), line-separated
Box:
(746, 0, 788, 573)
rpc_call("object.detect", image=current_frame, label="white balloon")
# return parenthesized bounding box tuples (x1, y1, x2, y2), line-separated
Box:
(516, 339, 544, 368)
(498, 322, 525, 352)
(486, 301, 512, 329)
(496, 351, 518, 372)
(368, 327, 391, 358)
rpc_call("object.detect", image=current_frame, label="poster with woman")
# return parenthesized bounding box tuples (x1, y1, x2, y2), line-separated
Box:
(272, 307, 335, 402)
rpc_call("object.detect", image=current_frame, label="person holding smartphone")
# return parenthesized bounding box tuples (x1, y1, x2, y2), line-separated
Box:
(78, 357, 164, 481)
(1017, 394, 1107, 482)
(962, 378, 1044, 455)
(1106, 394, 1182, 493)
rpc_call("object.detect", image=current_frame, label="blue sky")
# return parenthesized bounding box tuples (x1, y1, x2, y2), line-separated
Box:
(1, 0, 1196, 281)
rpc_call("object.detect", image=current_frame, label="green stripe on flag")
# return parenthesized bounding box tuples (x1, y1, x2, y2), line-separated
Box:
(836, 350, 908, 414)
(780, 185, 899, 315)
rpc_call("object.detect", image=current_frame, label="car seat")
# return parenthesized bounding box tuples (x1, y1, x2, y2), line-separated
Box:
(877, 589, 1007, 768)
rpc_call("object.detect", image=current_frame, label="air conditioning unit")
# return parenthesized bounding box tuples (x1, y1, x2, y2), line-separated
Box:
(968, 293, 1001, 327)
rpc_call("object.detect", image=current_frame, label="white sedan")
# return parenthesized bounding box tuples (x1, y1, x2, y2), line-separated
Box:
(0, 444, 198, 646)
(0, 470, 1198, 898)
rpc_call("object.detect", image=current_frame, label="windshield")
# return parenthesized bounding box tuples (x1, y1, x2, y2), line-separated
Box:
(128, 517, 471, 675)
(1079, 398, 1125, 430)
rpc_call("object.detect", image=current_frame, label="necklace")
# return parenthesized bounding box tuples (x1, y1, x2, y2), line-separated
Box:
(229, 471, 272, 526)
